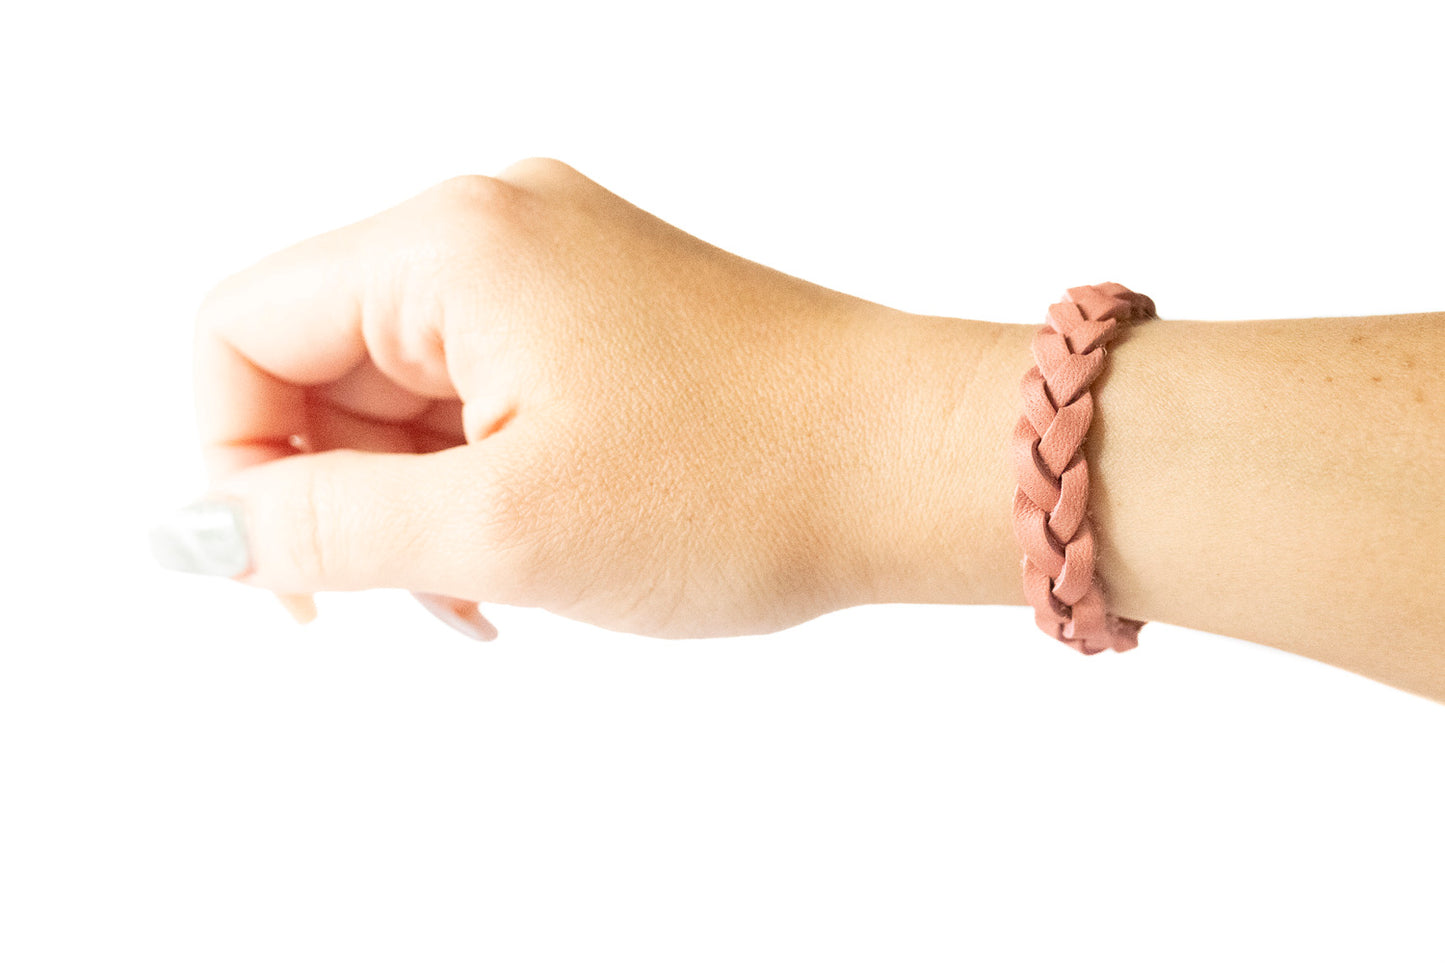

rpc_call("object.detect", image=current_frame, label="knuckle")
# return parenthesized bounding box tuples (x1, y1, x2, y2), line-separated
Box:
(495, 156, 581, 191)
(288, 463, 331, 586)
(260, 454, 357, 590)
(422, 172, 531, 248)
(429, 172, 516, 208)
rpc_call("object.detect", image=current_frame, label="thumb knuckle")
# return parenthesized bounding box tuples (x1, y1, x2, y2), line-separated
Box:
(266, 452, 360, 588)
(293, 463, 332, 585)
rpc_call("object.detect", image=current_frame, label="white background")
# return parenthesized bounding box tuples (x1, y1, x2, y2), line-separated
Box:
(2, 1, 1442, 960)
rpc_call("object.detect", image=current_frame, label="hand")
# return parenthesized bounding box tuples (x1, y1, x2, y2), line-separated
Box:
(168, 158, 932, 639)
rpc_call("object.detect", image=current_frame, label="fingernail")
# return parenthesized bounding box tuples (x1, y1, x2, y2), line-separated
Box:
(276, 593, 318, 625)
(412, 592, 499, 642)
(149, 496, 250, 577)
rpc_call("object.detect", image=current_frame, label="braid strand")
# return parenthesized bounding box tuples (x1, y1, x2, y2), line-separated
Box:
(1010, 282, 1155, 655)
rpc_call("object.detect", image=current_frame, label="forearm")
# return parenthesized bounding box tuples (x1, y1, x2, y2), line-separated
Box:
(841, 307, 1445, 702)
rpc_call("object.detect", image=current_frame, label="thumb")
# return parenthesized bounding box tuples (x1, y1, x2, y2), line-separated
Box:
(151, 445, 506, 597)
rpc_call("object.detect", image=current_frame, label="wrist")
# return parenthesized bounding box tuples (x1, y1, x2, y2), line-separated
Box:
(824, 309, 1035, 613)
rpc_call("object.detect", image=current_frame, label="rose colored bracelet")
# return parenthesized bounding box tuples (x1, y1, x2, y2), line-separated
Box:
(1010, 281, 1156, 655)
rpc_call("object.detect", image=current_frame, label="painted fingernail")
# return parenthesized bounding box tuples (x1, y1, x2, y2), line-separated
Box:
(149, 497, 250, 577)
(412, 592, 499, 642)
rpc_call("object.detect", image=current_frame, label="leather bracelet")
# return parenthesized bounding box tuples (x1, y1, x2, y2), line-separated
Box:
(1010, 281, 1156, 654)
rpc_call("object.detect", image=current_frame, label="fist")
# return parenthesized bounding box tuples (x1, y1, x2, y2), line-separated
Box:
(178, 159, 901, 638)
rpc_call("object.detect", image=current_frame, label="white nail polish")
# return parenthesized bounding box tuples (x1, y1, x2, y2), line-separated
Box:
(149, 497, 251, 577)
(412, 592, 499, 642)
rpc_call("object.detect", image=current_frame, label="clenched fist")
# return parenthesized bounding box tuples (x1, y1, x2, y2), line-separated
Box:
(156, 158, 1005, 640)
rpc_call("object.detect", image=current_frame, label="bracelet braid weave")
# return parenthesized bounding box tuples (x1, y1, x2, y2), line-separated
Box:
(1010, 281, 1156, 655)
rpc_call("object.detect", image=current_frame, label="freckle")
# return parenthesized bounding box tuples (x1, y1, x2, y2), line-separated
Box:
(1417, 388, 1427, 405)
(1405, 355, 1416, 369)
(1324, 376, 1333, 382)
(1350, 334, 1366, 344)
(1371, 375, 1382, 382)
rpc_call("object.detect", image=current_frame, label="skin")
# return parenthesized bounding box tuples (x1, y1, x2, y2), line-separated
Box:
(853, 311, 1445, 702)
(194, 157, 1445, 703)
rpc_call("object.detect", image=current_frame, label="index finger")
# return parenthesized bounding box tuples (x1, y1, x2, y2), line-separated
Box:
(192, 215, 376, 480)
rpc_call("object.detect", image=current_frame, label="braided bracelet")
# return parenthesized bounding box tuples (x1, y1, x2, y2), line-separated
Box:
(1011, 281, 1156, 655)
